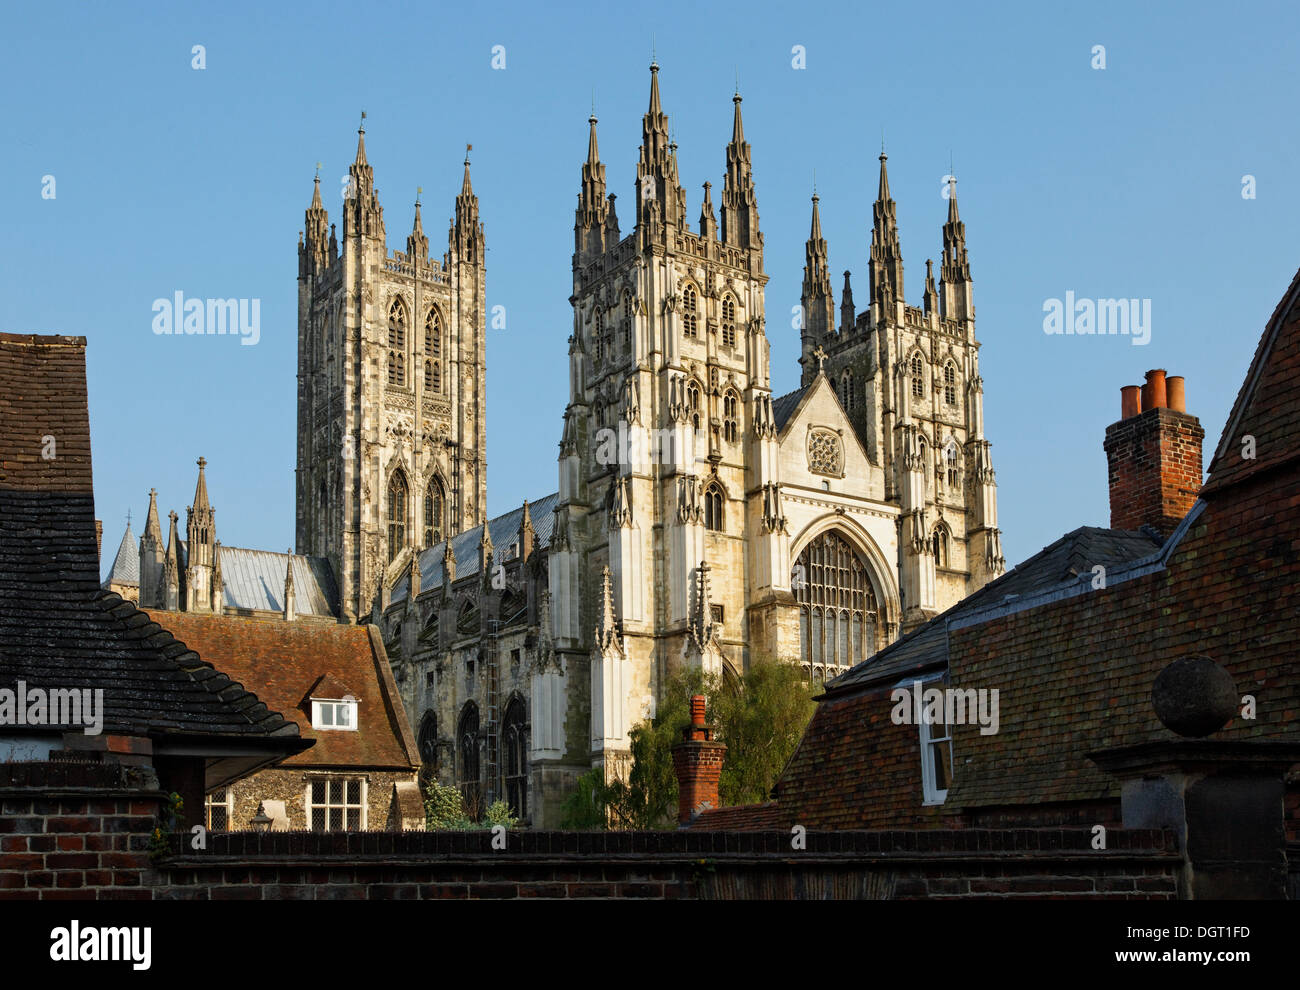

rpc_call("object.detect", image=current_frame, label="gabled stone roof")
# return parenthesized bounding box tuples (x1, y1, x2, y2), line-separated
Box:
(101, 521, 138, 588)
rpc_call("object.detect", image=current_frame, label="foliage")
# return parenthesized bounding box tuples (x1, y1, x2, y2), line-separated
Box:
(559, 657, 817, 829)
(147, 791, 185, 861)
(424, 779, 519, 831)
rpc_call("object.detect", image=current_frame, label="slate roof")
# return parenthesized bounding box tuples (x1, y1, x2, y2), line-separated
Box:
(101, 521, 139, 588)
(0, 333, 305, 747)
(213, 546, 339, 618)
(390, 492, 558, 605)
(771, 386, 809, 433)
(826, 525, 1165, 694)
(145, 612, 419, 771)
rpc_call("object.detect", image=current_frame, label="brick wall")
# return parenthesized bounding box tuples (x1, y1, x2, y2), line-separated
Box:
(0, 761, 1181, 900)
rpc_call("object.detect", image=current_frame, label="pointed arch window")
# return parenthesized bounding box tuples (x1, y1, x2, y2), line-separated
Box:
(704, 482, 724, 532)
(387, 471, 409, 562)
(944, 363, 957, 406)
(417, 711, 439, 768)
(387, 352, 397, 386)
(592, 308, 604, 364)
(426, 308, 441, 357)
(424, 360, 433, 391)
(502, 697, 528, 820)
(425, 477, 445, 547)
(722, 390, 740, 443)
(932, 527, 950, 569)
(840, 371, 856, 412)
(720, 295, 737, 349)
(682, 285, 699, 338)
(458, 702, 481, 812)
(795, 530, 880, 675)
(388, 298, 407, 348)
(910, 353, 925, 399)
(945, 442, 961, 490)
(687, 380, 702, 432)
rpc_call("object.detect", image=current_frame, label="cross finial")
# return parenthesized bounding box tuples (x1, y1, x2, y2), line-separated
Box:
(358, 110, 366, 132)
(197, 456, 207, 470)
(314, 161, 321, 179)
(465, 142, 472, 165)
(126, 508, 132, 527)
(416, 185, 422, 204)
(813, 345, 827, 373)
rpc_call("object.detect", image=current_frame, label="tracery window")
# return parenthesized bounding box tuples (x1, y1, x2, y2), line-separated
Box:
(593, 308, 604, 364)
(418, 711, 439, 768)
(426, 308, 441, 357)
(621, 292, 633, 352)
(945, 443, 961, 489)
(932, 527, 950, 568)
(720, 295, 737, 349)
(502, 697, 528, 820)
(458, 703, 480, 811)
(910, 353, 925, 399)
(388, 298, 407, 348)
(795, 531, 879, 675)
(387, 471, 408, 561)
(704, 483, 724, 531)
(722, 390, 740, 443)
(943, 362, 957, 406)
(682, 285, 698, 338)
(425, 477, 444, 547)
(808, 429, 843, 476)
(687, 380, 702, 432)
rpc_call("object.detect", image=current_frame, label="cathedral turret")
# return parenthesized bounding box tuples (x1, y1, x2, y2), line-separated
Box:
(698, 181, 717, 241)
(139, 487, 165, 607)
(454, 148, 484, 264)
(163, 510, 180, 611)
(800, 193, 835, 386)
(940, 176, 973, 324)
(283, 551, 296, 622)
(185, 457, 216, 612)
(636, 63, 685, 240)
(406, 197, 428, 263)
(300, 174, 331, 277)
(923, 258, 938, 315)
(575, 114, 608, 257)
(869, 152, 903, 313)
(211, 541, 223, 616)
(840, 270, 856, 333)
(343, 116, 383, 240)
(720, 93, 761, 256)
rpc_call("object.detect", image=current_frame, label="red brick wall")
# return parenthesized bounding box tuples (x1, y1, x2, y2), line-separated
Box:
(1104, 407, 1204, 534)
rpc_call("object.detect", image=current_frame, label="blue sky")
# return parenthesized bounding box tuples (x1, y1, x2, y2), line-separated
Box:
(2, 0, 1296, 576)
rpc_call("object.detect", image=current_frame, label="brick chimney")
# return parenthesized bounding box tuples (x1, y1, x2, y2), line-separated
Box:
(1103, 369, 1204, 536)
(671, 695, 726, 825)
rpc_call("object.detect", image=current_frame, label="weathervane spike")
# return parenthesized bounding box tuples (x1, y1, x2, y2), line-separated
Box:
(359, 110, 366, 131)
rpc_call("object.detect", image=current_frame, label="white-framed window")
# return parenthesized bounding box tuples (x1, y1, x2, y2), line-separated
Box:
(919, 701, 953, 805)
(305, 775, 367, 831)
(205, 787, 233, 830)
(311, 697, 358, 731)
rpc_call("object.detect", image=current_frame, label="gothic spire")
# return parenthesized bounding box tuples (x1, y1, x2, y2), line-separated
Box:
(191, 456, 210, 515)
(454, 144, 483, 263)
(941, 174, 971, 287)
(576, 114, 608, 245)
(800, 194, 835, 386)
(720, 92, 760, 252)
(870, 151, 904, 310)
(407, 196, 428, 262)
(699, 180, 717, 240)
(841, 270, 856, 333)
(143, 487, 163, 546)
(344, 113, 383, 240)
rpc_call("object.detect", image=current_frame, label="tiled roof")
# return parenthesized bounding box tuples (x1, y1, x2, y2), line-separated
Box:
(0, 333, 305, 744)
(146, 611, 419, 771)
(771, 386, 809, 433)
(827, 525, 1164, 693)
(390, 492, 558, 604)
(101, 522, 138, 587)
(1202, 264, 1300, 496)
(690, 801, 791, 830)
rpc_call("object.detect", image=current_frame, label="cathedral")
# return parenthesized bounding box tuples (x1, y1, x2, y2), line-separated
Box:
(107, 63, 1004, 828)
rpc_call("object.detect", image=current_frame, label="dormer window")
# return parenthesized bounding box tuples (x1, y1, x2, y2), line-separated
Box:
(312, 696, 358, 731)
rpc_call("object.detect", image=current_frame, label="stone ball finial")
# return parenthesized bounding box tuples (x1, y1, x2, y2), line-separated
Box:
(1151, 655, 1237, 737)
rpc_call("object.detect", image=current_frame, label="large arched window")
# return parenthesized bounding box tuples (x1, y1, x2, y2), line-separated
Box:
(417, 711, 439, 768)
(910, 353, 926, 400)
(458, 702, 480, 812)
(426, 308, 441, 357)
(945, 442, 961, 490)
(704, 482, 724, 532)
(502, 697, 528, 820)
(387, 471, 408, 562)
(931, 526, 950, 569)
(388, 298, 407, 348)
(592, 308, 604, 364)
(720, 295, 737, 349)
(424, 477, 444, 547)
(795, 530, 880, 676)
(682, 285, 699, 338)
(840, 371, 855, 412)
(722, 390, 740, 443)
(943, 362, 958, 406)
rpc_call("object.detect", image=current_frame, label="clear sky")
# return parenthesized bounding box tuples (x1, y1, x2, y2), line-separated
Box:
(2, 0, 1296, 577)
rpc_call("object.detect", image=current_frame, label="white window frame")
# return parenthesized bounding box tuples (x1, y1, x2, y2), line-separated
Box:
(311, 697, 358, 732)
(919, 703, 953, 806)
(304, 774, 368, 831)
